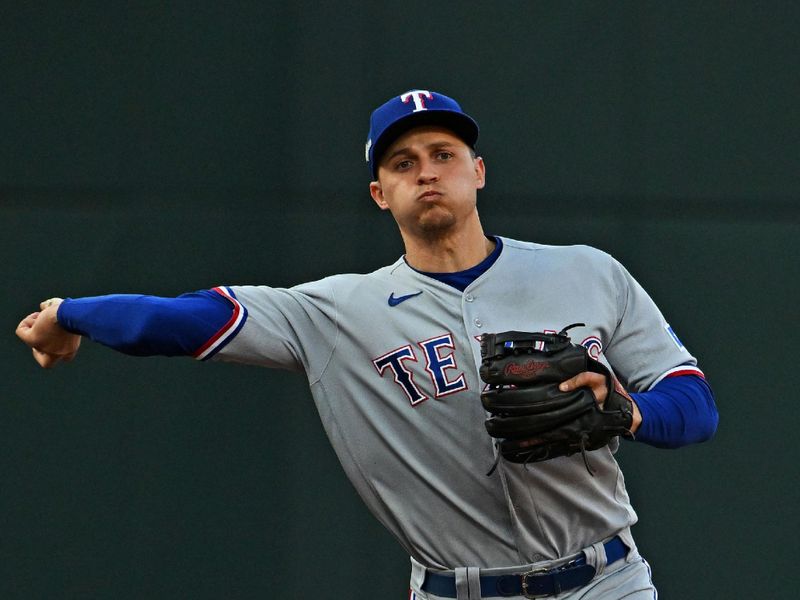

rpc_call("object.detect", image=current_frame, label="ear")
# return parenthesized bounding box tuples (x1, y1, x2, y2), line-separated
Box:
(369, 180, 389, 210)
(474, 156, 486, 190)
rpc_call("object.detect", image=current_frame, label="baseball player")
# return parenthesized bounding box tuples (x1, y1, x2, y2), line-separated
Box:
(17, 90, 718, 599)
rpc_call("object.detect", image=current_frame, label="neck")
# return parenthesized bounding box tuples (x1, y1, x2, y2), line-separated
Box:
(402, 218, 494, 273)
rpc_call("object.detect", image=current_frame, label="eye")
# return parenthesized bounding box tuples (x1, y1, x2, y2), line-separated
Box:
(394, 159, 413, 171)
(435, 151, 454, 161)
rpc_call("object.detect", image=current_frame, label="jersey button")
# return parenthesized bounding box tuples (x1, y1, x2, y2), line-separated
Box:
(474, 318, 482, 328)
(465, 293, 475, 302)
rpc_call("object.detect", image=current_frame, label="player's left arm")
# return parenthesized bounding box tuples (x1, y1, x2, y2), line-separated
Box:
(558, 370, 717, 446)
(560, 250, 719, 448)
(627, 373, 717, 447)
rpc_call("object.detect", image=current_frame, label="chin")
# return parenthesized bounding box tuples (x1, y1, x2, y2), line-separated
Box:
(417, 217, 457, 236)
(415, 207, 457, 233)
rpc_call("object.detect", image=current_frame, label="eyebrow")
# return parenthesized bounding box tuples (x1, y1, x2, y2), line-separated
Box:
(383, 140, 457, 164)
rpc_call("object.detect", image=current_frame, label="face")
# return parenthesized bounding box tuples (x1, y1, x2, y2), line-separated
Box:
(369, 126, 486, 239)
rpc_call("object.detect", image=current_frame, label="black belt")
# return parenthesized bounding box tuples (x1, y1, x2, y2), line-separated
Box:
(421, 536, 627, 598)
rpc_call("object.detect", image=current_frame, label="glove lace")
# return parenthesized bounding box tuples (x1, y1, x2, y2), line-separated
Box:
(579, 434, 596, 477)
(486, 447, 502, 476)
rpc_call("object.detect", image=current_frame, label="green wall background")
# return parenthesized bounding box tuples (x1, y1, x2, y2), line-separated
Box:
(2, 3, 798, 598)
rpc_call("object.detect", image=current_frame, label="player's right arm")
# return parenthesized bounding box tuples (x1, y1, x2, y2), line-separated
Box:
(15, 290, 238, 368)
(17, 281, 338, 376)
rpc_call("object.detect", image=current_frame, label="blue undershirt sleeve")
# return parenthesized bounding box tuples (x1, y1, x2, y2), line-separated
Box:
(630, 375, 718, 448)
(56, 290, 236, 357)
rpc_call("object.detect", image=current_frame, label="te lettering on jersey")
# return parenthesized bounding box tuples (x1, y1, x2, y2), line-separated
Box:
(372, 332, 467, 406)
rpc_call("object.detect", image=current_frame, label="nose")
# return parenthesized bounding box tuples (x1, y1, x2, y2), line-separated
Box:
(416, 158, 439, 185)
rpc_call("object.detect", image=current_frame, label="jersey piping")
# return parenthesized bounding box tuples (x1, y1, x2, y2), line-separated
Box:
(194, 287, 248, 361)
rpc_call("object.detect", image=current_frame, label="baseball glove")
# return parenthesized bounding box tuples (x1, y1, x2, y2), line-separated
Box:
(479, 324, 634, 475)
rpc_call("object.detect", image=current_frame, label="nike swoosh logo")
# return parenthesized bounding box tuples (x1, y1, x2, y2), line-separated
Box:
(388, 291, 423, 307)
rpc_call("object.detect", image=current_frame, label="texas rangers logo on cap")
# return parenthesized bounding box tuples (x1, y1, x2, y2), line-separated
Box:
(365, 89, 480, 179)
(400, 89, 434, 112)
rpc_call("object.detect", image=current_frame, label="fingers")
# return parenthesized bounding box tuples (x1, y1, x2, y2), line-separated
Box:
(32, 347, 61, 369)
(559, 372, 608, 403)
(31, 346, 78, 369)
(15, 312, 40, 342)
(558, 371, 605, 391)
(39, 297, 63, 311)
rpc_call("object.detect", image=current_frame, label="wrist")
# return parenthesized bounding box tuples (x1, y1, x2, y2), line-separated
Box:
(629, 400, 642, 434)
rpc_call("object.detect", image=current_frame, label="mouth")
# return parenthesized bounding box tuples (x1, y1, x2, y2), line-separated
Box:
(418, 190, 442, 201)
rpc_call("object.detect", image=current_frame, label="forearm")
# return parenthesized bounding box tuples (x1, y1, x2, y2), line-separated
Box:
(57, 289, 237, 358)
(630, 374, 718, 448)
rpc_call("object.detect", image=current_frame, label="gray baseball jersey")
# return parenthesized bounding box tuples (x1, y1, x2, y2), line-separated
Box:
(211, 237, 698, 570)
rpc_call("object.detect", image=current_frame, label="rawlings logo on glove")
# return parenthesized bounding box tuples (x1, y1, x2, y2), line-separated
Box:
(503, 360, 550, 378)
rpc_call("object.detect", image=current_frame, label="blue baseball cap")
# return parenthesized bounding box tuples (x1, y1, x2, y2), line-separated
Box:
(366, 89, 479, 179)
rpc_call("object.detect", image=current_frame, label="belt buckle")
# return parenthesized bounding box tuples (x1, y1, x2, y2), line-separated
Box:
(520, 567, 550, 599)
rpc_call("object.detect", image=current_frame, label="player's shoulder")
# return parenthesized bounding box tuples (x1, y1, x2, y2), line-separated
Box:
(290, 259, 404, 293)
(498, 236, 620, 267)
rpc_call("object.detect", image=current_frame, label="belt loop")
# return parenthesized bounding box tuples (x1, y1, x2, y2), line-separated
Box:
(583, 541, 608, 577)
(467, 567, 482, 598)
(617, 527, 637, 561)
(454, 567, 470, 599)
(409, 556, 427, 593)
